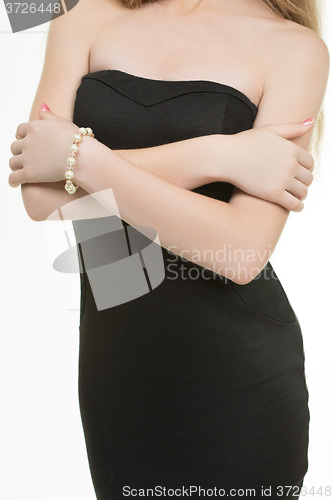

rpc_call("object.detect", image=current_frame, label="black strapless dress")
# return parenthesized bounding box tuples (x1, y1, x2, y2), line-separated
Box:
(71, 69, 309, 499)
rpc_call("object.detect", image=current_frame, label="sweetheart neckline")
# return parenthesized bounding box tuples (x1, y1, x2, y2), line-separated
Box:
(80, 68, 259, 113)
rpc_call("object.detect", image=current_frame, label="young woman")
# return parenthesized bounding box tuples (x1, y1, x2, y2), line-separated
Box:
(9, 0, 330, 497)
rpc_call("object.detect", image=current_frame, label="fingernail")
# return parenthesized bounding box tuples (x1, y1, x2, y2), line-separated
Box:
(40, 103, 50, 112)
(302, 118, 315, 126)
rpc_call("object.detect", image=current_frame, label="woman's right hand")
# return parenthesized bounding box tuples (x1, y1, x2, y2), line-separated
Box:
(219, 120, 316, 212)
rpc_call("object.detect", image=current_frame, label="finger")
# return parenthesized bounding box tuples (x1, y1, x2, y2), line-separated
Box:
(286, 178, 308, 201)
(264, 120, 315, 140)
(8, 169, 26, 188)
(295, 164, 314, 187)
(296, 148, 315, 171)
(9, 153, 23, 171)
(10, 139, 23, 155)
(280, 190, 304, 212)
(16, 122, 29, 140)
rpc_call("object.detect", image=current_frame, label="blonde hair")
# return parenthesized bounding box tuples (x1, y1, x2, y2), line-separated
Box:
(119, 0, 325, 158)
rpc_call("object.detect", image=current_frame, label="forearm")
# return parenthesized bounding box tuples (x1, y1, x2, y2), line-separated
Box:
(114, 134, 231, 189)
(74, 136, 256, 285)
(21, 133, 232, 221)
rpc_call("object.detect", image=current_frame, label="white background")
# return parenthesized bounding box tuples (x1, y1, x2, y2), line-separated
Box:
(0, 2, 332, 499)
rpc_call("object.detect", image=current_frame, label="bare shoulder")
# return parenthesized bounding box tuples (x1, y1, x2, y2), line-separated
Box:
(267, 19, 330, 75)
(49, 0, 125, 31)
(249, 16, 330, 155)
(70, 0, 130, 49)
(253, 16, 330, 122)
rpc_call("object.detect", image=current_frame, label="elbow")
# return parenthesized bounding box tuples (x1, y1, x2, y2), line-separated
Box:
(27, 210, 46, 222)
(224, 262, 265, 286)
(233, 270, 260, 286)
(24, 203, 46, 221)
(219, 229, 270, 285)
(23, 202, 46, 222)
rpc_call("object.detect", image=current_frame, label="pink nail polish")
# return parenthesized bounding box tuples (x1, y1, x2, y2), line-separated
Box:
(40, 103, 50, 112)
(302, 118, 315, 126)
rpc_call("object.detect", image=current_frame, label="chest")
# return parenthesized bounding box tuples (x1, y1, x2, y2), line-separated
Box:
(88, 6, 267, 106)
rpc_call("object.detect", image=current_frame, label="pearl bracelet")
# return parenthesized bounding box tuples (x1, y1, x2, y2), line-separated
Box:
(64, 126, 95, 194)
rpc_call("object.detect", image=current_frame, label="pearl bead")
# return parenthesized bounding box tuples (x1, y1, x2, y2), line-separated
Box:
(67, 156, 76, 166)
(65, 170, 74, 179)
(65, 127, 93, 194)
(73, 133, 82, 143)
(65, 181, 77, 194)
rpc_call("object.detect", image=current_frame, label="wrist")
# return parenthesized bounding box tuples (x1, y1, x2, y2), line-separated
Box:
(208, 134, 235, 184)
(73, 134, 102, 191)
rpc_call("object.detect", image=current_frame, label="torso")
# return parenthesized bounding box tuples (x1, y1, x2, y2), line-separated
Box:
(86, 0, 301, 109)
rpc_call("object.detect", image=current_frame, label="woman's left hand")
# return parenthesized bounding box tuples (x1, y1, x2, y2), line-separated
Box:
(8, 104, 80, 188)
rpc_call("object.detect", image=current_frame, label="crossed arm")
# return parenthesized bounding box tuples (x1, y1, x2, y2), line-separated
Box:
(20, 7, 330, 284)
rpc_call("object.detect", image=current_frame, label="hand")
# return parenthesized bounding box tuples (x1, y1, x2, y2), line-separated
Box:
(221, 120, 315, 212)
(8, 104, 80, 187)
